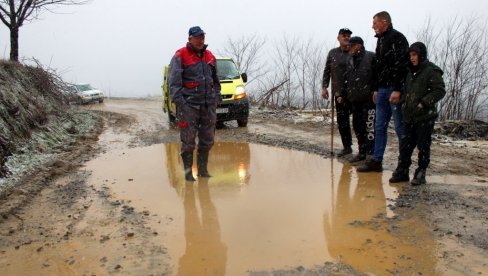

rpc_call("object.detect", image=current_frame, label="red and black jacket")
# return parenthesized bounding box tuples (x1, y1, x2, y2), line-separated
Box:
(168, 43, 221, 107)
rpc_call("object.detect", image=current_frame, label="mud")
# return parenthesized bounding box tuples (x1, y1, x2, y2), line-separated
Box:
(0, 98, 487, 275)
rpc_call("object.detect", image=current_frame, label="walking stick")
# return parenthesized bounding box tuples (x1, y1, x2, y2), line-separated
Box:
(330, 95, 335, 155)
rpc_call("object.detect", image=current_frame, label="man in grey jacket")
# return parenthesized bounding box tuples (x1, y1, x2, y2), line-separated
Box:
(322, 28, 353, 157)
(168, 26, 221, 181)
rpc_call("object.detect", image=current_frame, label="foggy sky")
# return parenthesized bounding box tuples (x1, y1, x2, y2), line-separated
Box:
(1, 0, 486, 97)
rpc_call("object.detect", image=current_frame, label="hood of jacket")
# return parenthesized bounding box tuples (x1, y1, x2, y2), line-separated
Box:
(409, 42, 427, 62)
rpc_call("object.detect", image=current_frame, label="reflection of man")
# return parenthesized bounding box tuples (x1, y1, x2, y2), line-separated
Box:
(323, 162, 436, 273)
(324, 163, 389, 272)
(177, 179, 227, 275)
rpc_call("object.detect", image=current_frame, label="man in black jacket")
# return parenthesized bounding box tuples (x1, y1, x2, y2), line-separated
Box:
(358, 11, 409, 172)
(389, 42, 446, 185)
(345, 37, 376, 163)
(322, 28, 353, 157)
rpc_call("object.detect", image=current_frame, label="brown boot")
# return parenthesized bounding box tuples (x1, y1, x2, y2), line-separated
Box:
(389, 167, 409, 183)
(411, 168, 426, 185)
(357, 158, 383, 172)
(349, 154, 366, 164)
(337, 146, 352, 157)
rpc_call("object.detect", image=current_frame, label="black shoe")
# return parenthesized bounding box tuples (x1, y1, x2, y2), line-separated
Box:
(349, 154, 366, 163)
(389, 167, 409, 183)
(357, 158, 383, 172)
(411, 169, 426, 186)
(337, 147, 352, 157)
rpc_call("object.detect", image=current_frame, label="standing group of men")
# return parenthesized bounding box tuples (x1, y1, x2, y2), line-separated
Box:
(322, 11, 446, 185)
(168, 10, 446, 186)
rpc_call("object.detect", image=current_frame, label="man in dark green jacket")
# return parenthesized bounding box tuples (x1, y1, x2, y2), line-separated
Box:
(389, 42, 446, 185)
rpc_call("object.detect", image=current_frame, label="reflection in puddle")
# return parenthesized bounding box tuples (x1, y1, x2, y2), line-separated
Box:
(177, 179, 227, 276)
(82, 142, 438, 275)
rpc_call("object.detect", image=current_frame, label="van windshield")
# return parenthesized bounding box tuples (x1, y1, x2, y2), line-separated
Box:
(216, 59, 240, 80)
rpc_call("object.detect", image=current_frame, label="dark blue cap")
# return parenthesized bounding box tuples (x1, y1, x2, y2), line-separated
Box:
(188, 26, 205, 37)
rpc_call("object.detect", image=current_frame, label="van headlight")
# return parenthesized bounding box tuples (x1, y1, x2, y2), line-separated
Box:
(234, 85, 247, 100)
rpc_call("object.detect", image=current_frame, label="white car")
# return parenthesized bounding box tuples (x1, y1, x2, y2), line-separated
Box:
(71, 84, 104, 104)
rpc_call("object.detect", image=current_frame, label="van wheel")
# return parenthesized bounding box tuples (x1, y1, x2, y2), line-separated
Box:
(168, 112, 176, 127)
(216, 121, 225, 129)
(237, 119, 248, 127)
(167, 102, 177, 127)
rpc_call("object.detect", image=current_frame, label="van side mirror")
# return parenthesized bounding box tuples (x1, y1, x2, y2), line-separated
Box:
(241, 73, 248, 83)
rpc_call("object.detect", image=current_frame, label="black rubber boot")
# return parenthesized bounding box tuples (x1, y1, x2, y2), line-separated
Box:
(411, 168, 426, 186)
(357, 158, 383, 172)
(181, 152, 196, 182)
(337, 146, 352, 157)
(349, 154, 366, 163)
(197, 150, 211, 177)
(389, 167, 410, 183)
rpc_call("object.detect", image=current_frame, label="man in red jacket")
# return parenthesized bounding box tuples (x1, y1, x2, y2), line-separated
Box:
(168, 26, 221, 181)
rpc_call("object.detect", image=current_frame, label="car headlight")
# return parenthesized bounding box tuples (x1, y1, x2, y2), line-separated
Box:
(234, 85, 246, 100)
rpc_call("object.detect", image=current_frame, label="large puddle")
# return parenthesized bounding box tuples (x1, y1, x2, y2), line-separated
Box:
(81, 142, 439, 275)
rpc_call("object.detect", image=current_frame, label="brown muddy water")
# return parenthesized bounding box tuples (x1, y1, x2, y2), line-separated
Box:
(79, 142, 440, 275)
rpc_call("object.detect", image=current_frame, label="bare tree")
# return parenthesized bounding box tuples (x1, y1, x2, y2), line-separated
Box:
(289, 37, 327, 111)
(273, 34, 301, 108)
(0, 0, 88, 61)
(292, 38, 311, 109)
(307, 44, 327, 113)
(416, 16, 488, 121)
(219, 33, 267, 85)
(255, 77, 289, 108)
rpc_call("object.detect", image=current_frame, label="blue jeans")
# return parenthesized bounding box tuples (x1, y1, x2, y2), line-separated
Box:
(373, 87, 403, 162)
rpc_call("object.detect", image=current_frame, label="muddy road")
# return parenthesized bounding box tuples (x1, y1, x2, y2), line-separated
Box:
(0, 98, 487, 275)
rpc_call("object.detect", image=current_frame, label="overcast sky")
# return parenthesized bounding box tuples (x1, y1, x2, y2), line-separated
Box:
(1, 0, 487, 97)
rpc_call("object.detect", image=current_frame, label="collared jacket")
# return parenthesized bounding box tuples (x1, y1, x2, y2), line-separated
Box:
(322, 47, 350, 97)
(168, 43, 221, 107)
(344, 49, 376, 102)
(374, 25, 409, 92)
(402, 60, 446, 123)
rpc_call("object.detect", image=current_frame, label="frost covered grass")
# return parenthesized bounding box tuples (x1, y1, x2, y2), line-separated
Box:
(0, 110, 97, 191)
(0, 60, 98, 193)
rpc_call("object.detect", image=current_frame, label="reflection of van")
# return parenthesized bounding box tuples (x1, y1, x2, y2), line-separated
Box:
(165, 142, 251, 196)
(162, 57, 249, 127)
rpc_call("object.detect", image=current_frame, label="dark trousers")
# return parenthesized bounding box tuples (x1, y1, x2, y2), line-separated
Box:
(351, 100, 375, 155)
(398, 118, 436, 170)
(178, 104, 217, 153)
(335, 97, 352, 149)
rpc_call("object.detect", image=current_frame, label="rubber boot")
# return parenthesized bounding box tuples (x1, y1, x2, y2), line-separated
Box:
(181, 152, 195, 182)
(337, 146, 352, 157)
(197, 149, 211, 177)
(389, 167, 409, 183)
(349, 153, 366, 164)
(411, 168, 426, 186)
(357, 158, 383, 172)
